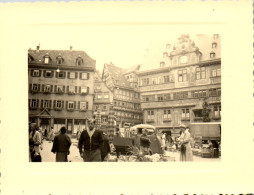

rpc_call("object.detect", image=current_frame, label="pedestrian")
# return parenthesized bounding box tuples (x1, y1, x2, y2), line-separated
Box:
(51, 126, 72, 162)
(161, 133, 166, 153)
(78, 118, 104, 162)
(48, 127, 55, 142)
(179, 124, 193, 161)
(29, 125, 42, 162)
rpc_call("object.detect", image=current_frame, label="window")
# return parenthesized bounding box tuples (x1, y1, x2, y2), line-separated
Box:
(210, 52, 216, 58)
(163, 110, 171, 120)
(178, 69, 187, 82)
(173, 91, 188, 100)
(80, 72, 89, 80)
(102, 105, 107, 110)
(147, 110, 154, 120)
(141, 78, 149, 86)
(29, 99, 38, 109)
(196, 67, 206, 80)
(69, 72, 76, 79)
(43, 84, 51, 93)
(164, 94, 171, 101)
(42, 100, 51, 109)
(212, 68, 221, 77)
(68, 101, 75, 110)
(102, 117, 107, 123)
(104, 94, 109, 99)
(76, 57, 83, 66)
(212, 42, 217, 48)
(68, 86, 76, 94)
(56, 85, 64, 94)
(160, 62, 165, 67)
(32, 84, 40, 92)
(32, 70, 40, 77)
(213, 34, 219, 39)
(191, 90, 207, 98)
(80, 87, 88, 94)
(80, 102, 87, 110)
(182, 109, 190, 119)
(152, 78, 157, 85)
(55, 100, 63, 109)
(97, 94, 102, 99)
(157, 95, 164, 101)
(209, 88, 221, 97)
(214, 105, 221, 118)
(44, 56, 50, 64)
(57, 71, 66, 79)
(44, 70, 53, 78)
(56, 56, 64, 64)
(164, 76, 170, 83)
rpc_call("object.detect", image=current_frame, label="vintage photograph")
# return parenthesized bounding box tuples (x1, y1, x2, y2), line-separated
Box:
(28, 32, 221, 162)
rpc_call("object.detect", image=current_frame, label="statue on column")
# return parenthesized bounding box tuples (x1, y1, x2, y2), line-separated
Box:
(202, 99, 210, 122)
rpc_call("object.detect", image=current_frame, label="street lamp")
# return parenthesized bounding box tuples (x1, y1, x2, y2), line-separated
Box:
(56, 67, 60, 73)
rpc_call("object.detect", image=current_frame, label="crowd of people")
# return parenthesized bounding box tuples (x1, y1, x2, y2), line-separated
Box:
(29, 119, 219, 162)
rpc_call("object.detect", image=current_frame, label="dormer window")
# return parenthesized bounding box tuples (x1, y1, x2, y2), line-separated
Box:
(76, 57, 83, 66)
(44, 56, 50, 64)
(56, 55, 64, 65)
(160, 61, 165, 67)
(210, 52, 216, 58)
(212, 42, 217, 48)
(28, 55, 34, 63)
(163, 52, 168, 58)
(213, 34, 219, 39)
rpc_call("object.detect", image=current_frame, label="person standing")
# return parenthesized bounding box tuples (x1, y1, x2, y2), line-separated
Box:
(78, 119, 104, 162)
(29, 126, 42, 162)
(179, 124, 193, 161)
(51, 126, 72, 162)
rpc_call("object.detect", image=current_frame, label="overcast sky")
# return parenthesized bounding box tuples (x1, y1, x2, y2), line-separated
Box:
(26, 24, 194, 72)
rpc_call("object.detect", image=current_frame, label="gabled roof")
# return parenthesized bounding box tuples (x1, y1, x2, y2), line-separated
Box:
(28, 49, 96, 68)
(122, 64, 141, 74)
(103, 63, 132, 89)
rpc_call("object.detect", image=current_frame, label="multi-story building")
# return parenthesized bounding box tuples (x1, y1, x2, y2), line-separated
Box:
(102, 63, 143, 129)
(138, 34, 221, 134)
(93, 70, 114, 132)
(28, 45, 96, 134)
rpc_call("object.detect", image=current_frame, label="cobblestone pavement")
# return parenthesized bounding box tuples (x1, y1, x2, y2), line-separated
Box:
(40, 138, 220, 162)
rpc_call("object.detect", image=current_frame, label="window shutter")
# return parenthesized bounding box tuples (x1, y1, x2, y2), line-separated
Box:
(39, 70, 42, 77)
(78, 101, 80, 110)
(41, 100, 43, 108)
(29, 84, 32, 92)
(63, 86, 65, 93)
(86, 102, 88, 109)
(64, 72, 66, 78)
(75, 72, 78, 79)
(87, 73, 90, 80)
(50, 71, 54, 78)
(56, 72, 59, 78)
(79, 86, 81, 94)
(75, 86, 77, 93)
(43, 70, 46, 77)
(54, 85, 57, 93)
(30, 69, 33, 76)
(87, 87, 89, 94)
(38, 84, 40, 92)
(67, 86, 69, 93)
(53, 100, 56, 108)
(74, 101, 76, 110)
(80, 73, 82, 79)
(62, 100, 64, 109)
(51, 85, 53, 92)
(68, 72, 70, 79)
(36, 99, 39, 108)
(66, 101, 68, 109)
(49, 100, 52, 109)
(42, 84, 44, 92)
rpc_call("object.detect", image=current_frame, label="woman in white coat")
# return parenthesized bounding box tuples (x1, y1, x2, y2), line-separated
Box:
(179, 124, 193, 161)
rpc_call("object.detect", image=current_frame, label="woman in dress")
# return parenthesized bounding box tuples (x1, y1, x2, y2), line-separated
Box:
(179, 124, 193, 161)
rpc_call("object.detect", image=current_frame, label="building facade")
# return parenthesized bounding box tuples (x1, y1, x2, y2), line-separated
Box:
(93, 70, 114, 132)
(138, 35, 221, 134)
(28, 46, 96, 134)
(102, 63, 143, 129)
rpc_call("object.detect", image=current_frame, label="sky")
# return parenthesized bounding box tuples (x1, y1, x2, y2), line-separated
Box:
(25, 24, 186, 72)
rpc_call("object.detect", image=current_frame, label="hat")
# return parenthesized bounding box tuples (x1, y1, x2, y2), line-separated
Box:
(179, 124, 187, 129)
(87, 118, 95, 124)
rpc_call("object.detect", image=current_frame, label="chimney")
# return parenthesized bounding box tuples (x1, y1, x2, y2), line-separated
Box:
(36, 44, 40, 52)
(70, 46, 73, 51)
